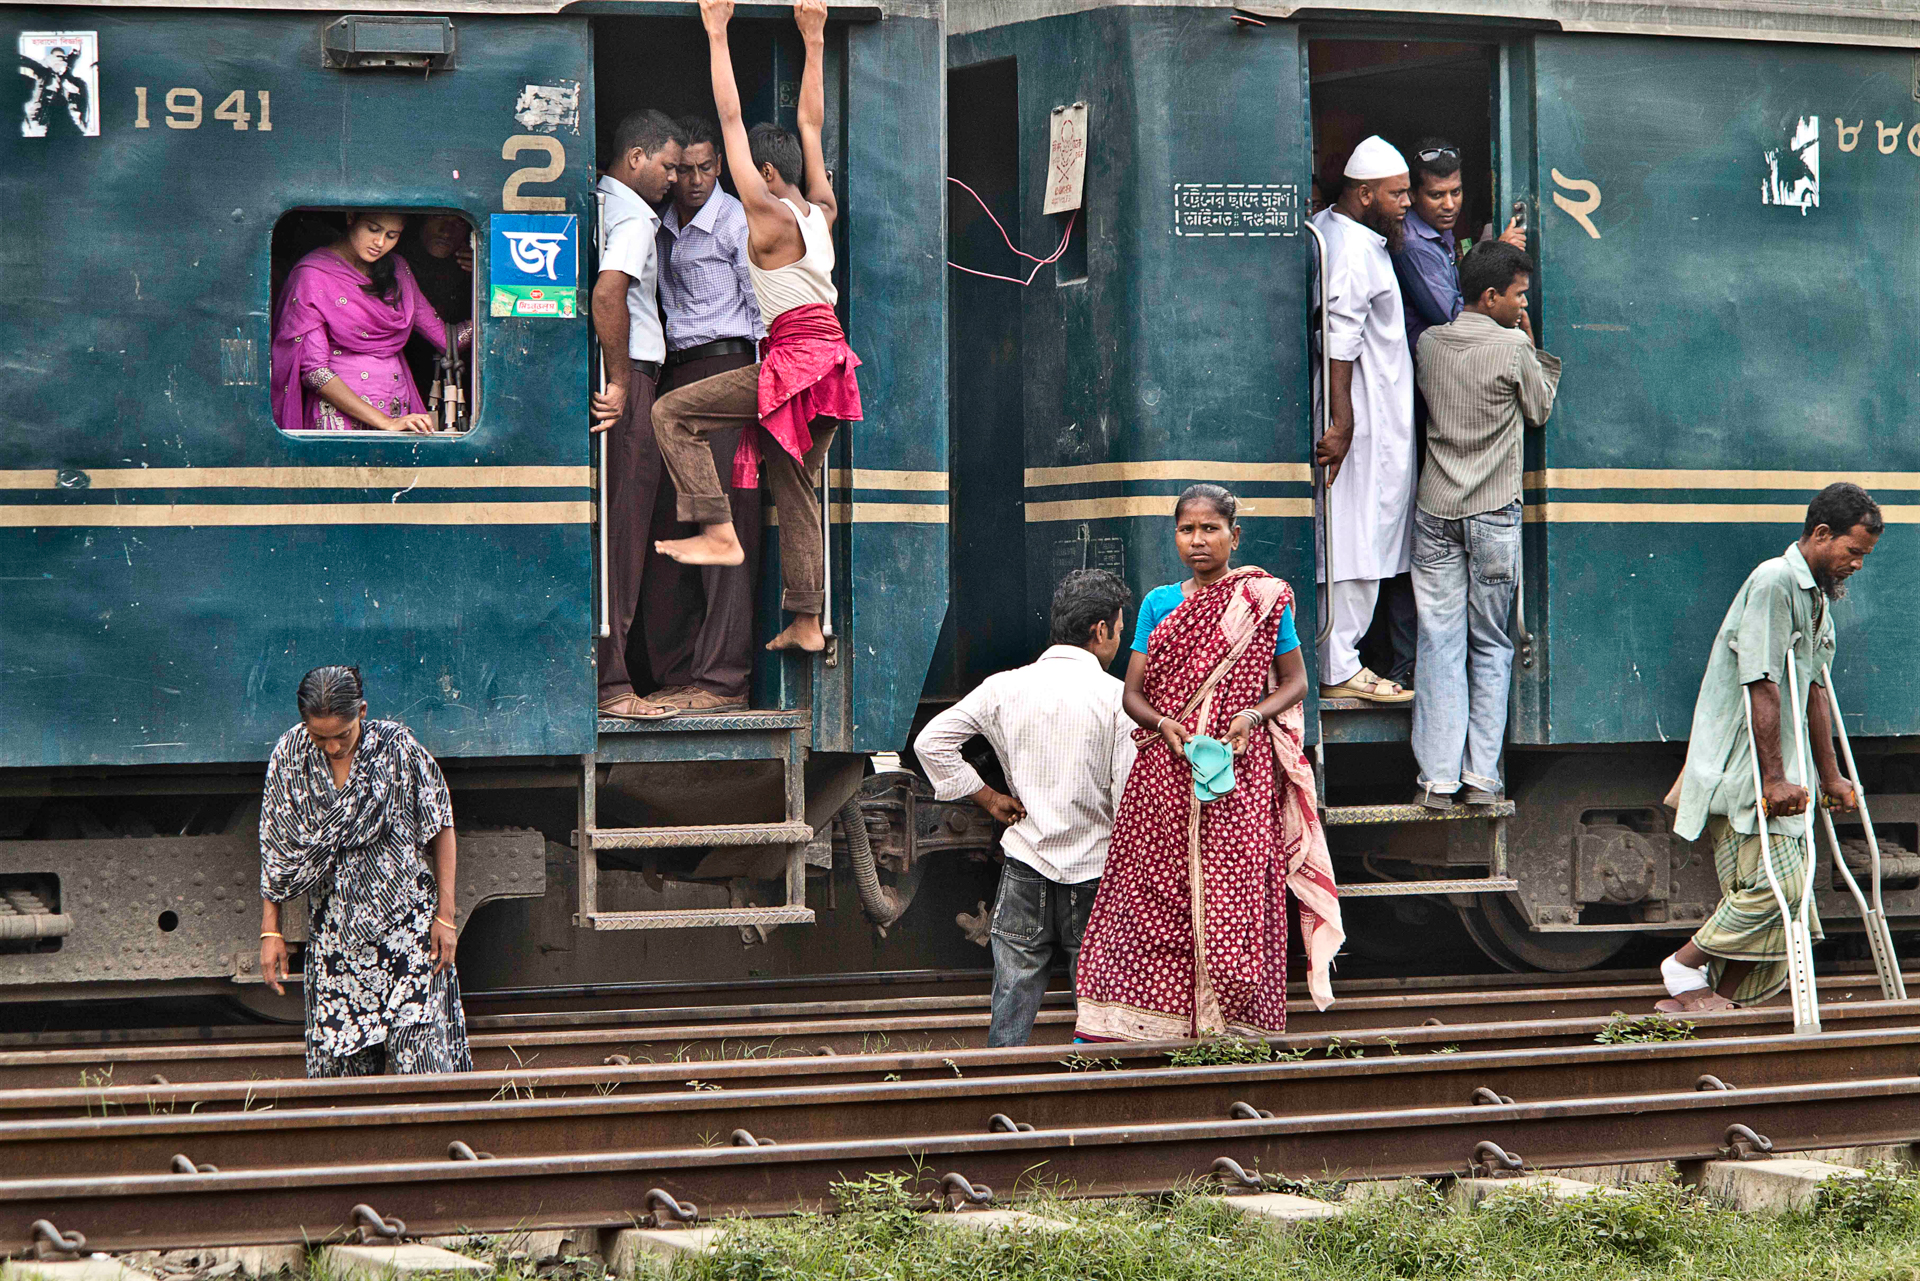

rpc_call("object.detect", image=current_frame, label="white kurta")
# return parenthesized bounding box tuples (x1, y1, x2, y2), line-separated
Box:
(1310, 207, 1416, 585)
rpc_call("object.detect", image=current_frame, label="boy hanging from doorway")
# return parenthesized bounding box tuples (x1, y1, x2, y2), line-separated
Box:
(651, 0, 863, 654)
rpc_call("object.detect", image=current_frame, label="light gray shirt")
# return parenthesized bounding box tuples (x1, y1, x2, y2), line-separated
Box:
(913, 646, 1136, 884)
(1415, 310, 1562, 520)
(597, 175, 665, 362)
(1673, 543, 1837, 841)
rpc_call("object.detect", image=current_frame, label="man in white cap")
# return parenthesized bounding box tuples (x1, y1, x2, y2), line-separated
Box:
(1308, 135, 1417, 704)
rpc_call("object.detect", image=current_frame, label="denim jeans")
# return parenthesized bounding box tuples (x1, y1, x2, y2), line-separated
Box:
(988, 860, 1099, 1047)
(1411, 501, 1521, 794)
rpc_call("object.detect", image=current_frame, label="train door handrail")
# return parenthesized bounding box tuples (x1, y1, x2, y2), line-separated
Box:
(1304, 218, 1332, 647)
(593, 191, 611, 640)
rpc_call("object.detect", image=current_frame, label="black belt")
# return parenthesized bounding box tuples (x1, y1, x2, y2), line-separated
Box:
(632, 358, 663, 381)
(666, 337, 757, 367)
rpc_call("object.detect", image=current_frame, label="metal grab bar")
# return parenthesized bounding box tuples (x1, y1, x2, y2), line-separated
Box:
(819, 459, 834, 642)
(1304, 219, 1333, 647)
(593, 191, 611, 640)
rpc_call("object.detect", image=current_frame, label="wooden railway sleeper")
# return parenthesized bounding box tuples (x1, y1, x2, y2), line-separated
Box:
(1470, 1141, 1526, 1177)
(351, 1204, 406, 1243)
(1723, 1124, 1773, 1159)
(30, 1220, 87, 1260)
(642, 1188, 700, 1229)
(938, 1172, 995, 1210)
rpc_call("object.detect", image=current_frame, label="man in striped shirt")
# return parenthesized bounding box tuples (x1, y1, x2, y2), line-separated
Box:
(1410, 241, 1561, 809)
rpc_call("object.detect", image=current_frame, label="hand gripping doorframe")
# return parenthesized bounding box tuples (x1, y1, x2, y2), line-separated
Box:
(1814, 663, 1906, 999)
(1739, 637, 1820, 1034)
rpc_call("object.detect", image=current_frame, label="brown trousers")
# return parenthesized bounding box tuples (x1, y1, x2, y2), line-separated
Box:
(596, 362, 658, 701)
(652, 363, 836, 616)
(644, 350, 762, 698)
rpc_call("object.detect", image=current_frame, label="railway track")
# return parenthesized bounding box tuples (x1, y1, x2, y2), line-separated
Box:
(7, 969, 1919, 1090)
(5, 971, 1919, 1264)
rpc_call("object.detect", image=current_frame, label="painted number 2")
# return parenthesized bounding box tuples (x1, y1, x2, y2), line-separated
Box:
(134, 87, 273, 131)
(502, 135, 566, 211)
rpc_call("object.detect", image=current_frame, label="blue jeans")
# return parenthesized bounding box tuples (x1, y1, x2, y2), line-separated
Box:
(988, 860, 1098, 1047)
(1411, 501, 1520, 794)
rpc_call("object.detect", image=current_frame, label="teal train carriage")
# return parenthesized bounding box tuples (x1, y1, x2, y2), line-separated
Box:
(0, 0, 967, 1013)
(941, 0, 1920, 971)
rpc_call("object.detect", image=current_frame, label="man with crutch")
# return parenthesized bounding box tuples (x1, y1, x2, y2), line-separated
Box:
(1657, 483, 1883, 1015)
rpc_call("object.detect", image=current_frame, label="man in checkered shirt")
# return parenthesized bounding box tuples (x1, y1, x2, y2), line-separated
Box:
(643, 115, 768, 716)
(915, 569, 1136, 1046)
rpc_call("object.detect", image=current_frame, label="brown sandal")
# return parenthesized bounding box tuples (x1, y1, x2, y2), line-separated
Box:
(1320, 666, 1414, 704)
(598, 692, 677, 722)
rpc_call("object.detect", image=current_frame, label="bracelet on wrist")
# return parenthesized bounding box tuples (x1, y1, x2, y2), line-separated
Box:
(260, 931, 283, 940)
(435, 916, 456, 930)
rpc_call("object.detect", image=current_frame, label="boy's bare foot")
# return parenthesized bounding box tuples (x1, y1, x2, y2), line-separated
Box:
(766, 614, 826, 652)
(656, 524, 745, 567)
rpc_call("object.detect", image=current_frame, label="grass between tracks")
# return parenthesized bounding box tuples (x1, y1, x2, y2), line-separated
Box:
(658, 1168, 1920, 1281)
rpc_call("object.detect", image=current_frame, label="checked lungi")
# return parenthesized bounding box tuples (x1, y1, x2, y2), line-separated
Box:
(1692, 815, 1824, 1006)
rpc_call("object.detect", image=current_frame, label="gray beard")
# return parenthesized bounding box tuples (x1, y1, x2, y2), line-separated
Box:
(1813, 568, 1845, 600)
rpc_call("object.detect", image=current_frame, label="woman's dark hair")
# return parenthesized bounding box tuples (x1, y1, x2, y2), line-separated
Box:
(1049, 569, 1133, 645)
(347, 212, 403, 305)
(297, 665, 365, 720)
(1175, 483, 1238, 523)
(1805, 482, 1882, 538)
(749, 122, 804, 186)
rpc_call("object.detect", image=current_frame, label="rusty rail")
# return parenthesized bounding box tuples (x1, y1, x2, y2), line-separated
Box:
(8, 1025, 1920, 1179)
(7, 1075, 1920, 1254)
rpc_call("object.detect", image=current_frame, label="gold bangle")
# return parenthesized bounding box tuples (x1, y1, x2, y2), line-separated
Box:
(434, 916, 456, 930)
(259, 931, 283, 940)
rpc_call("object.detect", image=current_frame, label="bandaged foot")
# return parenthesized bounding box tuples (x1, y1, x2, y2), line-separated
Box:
(657, 524, 745, 567)
(1661, 952, 1710, 998)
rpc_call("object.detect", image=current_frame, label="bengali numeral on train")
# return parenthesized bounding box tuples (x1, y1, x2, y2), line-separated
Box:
(133, 88, 274, 132)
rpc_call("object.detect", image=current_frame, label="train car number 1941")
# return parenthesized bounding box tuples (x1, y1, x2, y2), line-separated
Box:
(133, 87, 273, 131)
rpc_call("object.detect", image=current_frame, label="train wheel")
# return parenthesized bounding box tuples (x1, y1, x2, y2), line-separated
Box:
(1457, 894, 1631, 973)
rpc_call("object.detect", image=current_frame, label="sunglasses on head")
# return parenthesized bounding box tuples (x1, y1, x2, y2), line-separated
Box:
(1416, 146, 1460, 162)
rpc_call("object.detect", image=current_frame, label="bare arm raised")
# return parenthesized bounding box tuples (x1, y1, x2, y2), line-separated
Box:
(793, 0, 838, 228)
(700, 0, 802, 264)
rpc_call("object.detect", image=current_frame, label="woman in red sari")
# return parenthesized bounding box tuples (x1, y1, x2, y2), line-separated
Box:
(1075, 485, 1343, 1041)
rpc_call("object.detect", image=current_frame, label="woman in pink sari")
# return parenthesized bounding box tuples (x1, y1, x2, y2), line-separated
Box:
(1075, 484, 1344, 1041)
(271, 212, 472, 434)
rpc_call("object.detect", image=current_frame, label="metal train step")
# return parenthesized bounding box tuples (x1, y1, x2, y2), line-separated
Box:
(596, 709, 810, 735)
(1340, 877, 1521, 898)
(575, 906, 817, 931)
(576, 821, 816, 851)
(1323, 801, 1516, 825)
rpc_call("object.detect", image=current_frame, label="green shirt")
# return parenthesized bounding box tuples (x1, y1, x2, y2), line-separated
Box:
(1673, 543, 1837, 841)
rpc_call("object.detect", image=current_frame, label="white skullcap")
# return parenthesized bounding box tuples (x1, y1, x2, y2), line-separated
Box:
(1343, 135, 1408, 181)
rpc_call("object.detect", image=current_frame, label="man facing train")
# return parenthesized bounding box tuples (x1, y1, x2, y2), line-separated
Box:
(1309, 135, 1416, 706)
(1656, 483, 1883, 1013)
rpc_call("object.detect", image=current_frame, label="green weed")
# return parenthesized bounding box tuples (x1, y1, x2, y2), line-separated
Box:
(1594, 1013, 1696, 1045)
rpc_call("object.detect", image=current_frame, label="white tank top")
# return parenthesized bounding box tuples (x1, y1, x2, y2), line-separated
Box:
(749, 197, 837, 327)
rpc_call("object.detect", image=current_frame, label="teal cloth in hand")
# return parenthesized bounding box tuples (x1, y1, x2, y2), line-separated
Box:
(1185, 734, 1235, 802)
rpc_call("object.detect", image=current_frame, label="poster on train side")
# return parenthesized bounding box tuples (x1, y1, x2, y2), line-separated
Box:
(19, 31, 99, 138)
(490, 214, 579, 318)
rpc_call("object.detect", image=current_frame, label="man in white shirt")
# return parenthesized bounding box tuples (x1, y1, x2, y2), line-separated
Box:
(914, 569, 1136, 1046)
(1309, 135, 1417, 706)
(589, 110, 684, 721)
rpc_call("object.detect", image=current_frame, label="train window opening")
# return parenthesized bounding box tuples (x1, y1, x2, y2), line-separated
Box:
(268, 208, 479, 438)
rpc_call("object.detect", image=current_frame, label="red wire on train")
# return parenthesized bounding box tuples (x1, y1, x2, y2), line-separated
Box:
(946, 176, 1077, 286)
